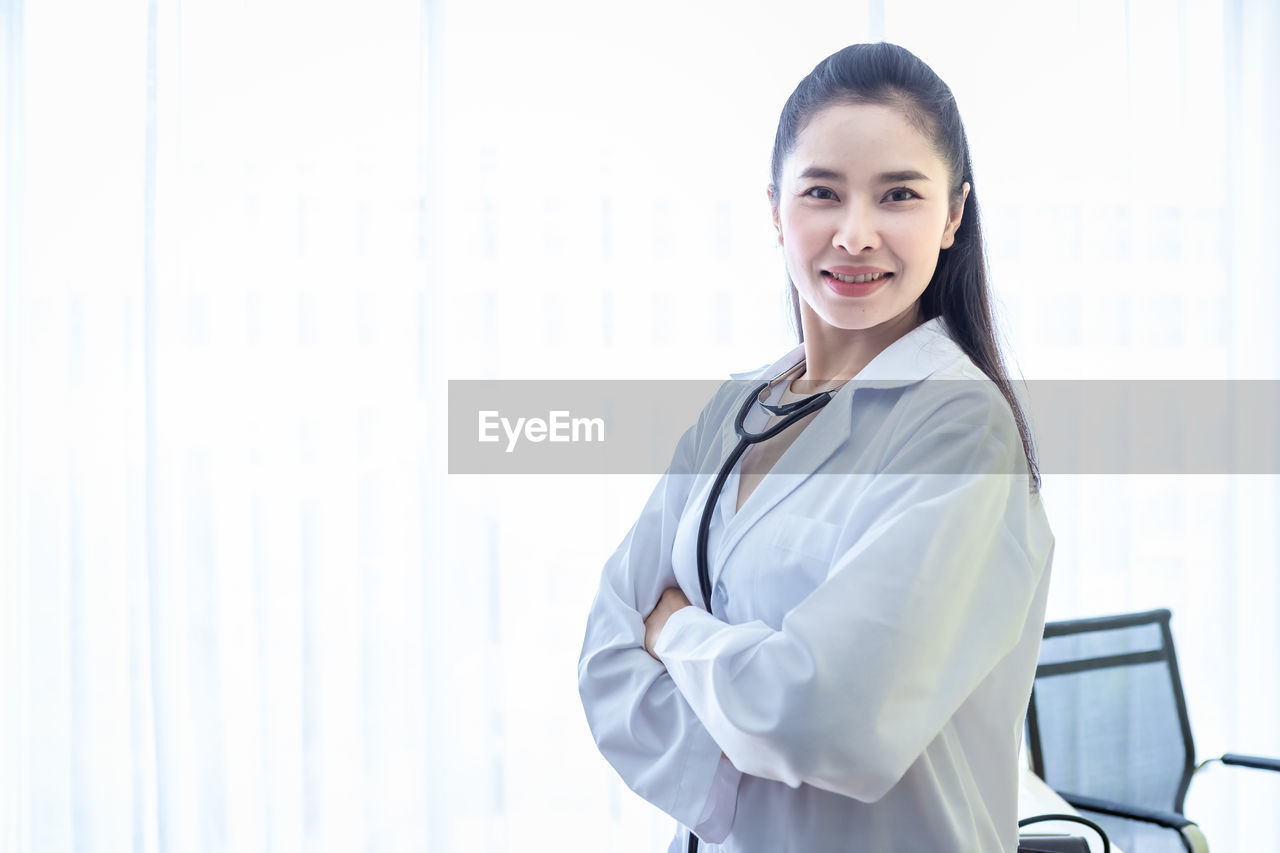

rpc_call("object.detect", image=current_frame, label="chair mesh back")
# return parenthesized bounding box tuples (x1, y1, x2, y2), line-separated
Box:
(1029, 611, 1194, 816)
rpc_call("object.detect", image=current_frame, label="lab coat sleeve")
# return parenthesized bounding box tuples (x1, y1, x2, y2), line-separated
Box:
(577, 406, 743, 839)
(652, 394, 1046, 804)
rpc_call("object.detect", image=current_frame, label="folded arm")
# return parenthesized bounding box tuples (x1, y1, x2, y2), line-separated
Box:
(578, 413, 743, 839)
(653, 411, 1048, 803)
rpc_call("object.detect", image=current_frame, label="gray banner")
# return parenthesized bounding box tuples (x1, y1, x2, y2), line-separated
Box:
(448, 380, 1280, 475)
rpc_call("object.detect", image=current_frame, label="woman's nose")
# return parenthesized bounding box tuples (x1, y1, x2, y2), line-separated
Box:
(832, 204, 880, 253)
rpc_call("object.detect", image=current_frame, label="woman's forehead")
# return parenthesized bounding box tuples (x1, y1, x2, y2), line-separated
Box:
(788, 103, 944, 181)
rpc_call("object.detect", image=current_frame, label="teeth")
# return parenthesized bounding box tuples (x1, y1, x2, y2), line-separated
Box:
(829, 271, 889, 283)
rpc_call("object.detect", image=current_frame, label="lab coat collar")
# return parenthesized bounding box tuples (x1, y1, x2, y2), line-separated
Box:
(728, 316, 963, 388)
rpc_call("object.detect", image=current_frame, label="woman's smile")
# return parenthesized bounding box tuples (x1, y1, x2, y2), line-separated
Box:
(821, 270, 894, 297)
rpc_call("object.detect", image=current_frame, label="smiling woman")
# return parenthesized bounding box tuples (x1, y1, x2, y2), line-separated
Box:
(578, 42, 1054, 853)
(770, 102, 968, 354)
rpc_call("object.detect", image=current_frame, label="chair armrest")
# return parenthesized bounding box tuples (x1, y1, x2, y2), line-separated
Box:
(1222, 752, 1280, 773)
(1058, 791, 1196, 831)
(1054, 788, 1203, 850)
(1059, 792, 1202, 853)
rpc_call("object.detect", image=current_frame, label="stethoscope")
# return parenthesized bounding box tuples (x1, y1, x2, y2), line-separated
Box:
(686, 360, 841, 852)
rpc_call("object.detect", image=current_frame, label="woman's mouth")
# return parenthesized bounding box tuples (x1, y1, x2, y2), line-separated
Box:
(822, 270, 892, 297)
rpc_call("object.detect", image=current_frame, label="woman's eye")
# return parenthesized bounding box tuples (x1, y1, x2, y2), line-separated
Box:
(804, 187, 838, 200)
(886, 187, 919, 202)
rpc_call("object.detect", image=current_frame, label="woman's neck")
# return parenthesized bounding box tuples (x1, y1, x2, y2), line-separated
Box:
(792, 305, 923, 393)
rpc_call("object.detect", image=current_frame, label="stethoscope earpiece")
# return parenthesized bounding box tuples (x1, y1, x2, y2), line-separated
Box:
(744, 360, 839, 423)
(755, 389, 834, 418)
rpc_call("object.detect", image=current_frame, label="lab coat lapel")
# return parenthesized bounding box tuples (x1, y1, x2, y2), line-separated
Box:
(694, 349, 805, 590)
(709, 386, 855, 586)
(708, 318, 964, 586)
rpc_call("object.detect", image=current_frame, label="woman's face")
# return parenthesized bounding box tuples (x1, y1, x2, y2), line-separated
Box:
(771, 102, 969, 335)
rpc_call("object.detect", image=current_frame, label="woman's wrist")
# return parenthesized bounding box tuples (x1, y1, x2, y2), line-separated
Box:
(644, 586, 693, 659)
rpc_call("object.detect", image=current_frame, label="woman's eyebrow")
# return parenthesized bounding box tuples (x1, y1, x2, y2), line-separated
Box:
(797, 166, 932, 183)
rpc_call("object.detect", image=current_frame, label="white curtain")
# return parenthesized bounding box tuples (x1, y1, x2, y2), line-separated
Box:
(3, 0, 437, 849)
(2, 0, 1277, 851)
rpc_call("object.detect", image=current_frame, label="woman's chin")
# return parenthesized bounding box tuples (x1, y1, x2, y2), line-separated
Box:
(797, 286, 925, 336)
(808, 307, 891, 334)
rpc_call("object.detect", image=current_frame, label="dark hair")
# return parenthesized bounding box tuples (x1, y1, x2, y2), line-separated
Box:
(769, 42, 1040, 488)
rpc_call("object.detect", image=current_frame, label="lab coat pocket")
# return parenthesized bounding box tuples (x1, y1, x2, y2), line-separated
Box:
(753, 515, 842, 625)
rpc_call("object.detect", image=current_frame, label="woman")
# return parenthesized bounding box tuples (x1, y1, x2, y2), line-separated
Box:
(578, 42, 1053, 852)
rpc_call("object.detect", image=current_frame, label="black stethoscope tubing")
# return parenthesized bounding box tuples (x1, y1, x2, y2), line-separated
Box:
(686, 371, 836, 851)
(695, 376, 837, 610)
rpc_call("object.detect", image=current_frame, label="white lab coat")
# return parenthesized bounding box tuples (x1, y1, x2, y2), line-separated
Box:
(577, 317, 1054, 852)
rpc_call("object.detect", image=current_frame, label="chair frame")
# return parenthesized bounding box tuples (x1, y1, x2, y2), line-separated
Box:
(1025, 608, 1279, 853)
(1027, 609, 1197, 813)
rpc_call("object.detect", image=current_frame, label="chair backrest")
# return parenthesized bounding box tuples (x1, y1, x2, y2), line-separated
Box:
(1027, 609, 1197, 815)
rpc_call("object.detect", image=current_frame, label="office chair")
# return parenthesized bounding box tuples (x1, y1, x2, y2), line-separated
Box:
(1026, 608, 1280, 853)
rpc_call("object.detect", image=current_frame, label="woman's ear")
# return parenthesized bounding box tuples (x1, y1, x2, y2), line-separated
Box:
(940, 181, 970, 249)
(768, 185, 782, 244)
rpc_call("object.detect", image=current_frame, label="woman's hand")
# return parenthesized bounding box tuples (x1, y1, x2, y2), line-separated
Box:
(644, 586, 693, 661)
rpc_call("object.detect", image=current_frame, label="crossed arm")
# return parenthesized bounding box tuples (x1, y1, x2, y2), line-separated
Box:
(643, 587, 732, 766)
